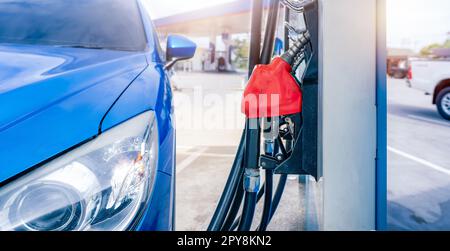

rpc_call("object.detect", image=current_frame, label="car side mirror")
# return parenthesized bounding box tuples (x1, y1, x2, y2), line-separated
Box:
(165, 35, 197, 70)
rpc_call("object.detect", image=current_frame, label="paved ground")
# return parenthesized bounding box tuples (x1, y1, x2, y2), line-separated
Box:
(172, 73, 450, 231)
(387, 78, 450, 230)
(173, 72, 306, 231)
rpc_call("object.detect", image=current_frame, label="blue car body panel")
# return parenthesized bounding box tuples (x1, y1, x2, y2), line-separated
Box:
(0, 44, 148, 183)
(100, 62, 176, 230)
(138, 171, 174, 231)
(101, 63, 175, 175)
(0, 0, 181, 230)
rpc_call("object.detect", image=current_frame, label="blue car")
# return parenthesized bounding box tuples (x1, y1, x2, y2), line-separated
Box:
(0, 0, 195, 231)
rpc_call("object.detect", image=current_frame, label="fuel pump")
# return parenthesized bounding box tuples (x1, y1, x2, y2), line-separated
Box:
(208, 0, 318, 231)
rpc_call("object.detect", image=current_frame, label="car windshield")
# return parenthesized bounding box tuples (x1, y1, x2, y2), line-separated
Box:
(0, 0, 147, 51)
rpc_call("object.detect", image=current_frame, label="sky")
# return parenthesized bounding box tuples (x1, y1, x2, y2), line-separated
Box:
(387, 0, 450, 51)
(145, 0, 450, 52)
(145, 0, 235, 19)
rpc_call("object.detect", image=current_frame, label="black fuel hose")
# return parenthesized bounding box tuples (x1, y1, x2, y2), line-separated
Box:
(269, 174, 288, 221)
(221, 179, 267, 231)
(266, 138, 289, 222)
(258, 170, 273, 231)
(237, 192, 258, 231)
(260, 0, 281, 65)
(220, 179, 245, 231)
(209, 0, 265, 232)
(207, 130, 246, 231)
(209, 0, 291, 232)
(228, 173, 288, 231)
(236, 0, 281, 232)
(237, 118, 261, 231)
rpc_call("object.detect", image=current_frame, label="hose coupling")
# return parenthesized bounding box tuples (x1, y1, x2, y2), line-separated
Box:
(243, 168, 260, 193)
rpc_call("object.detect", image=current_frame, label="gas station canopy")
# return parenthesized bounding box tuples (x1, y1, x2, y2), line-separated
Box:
(154, 1, 269, 36)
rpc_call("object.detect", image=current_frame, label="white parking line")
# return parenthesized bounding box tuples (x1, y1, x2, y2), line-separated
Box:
(177, 145, 194, 150)
(178, 152, 236, 158)
(408, 115, 450, 127)
(388, 146, 450, 176)
(176, 147, 209, 174)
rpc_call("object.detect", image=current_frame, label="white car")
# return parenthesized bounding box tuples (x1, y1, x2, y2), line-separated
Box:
(408, 59, 450, 120)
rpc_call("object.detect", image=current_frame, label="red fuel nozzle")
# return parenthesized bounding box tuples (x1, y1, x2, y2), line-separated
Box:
(242, 31, 310, 118)
(242, 31, 310, 119)
(242, 57, 302, 118)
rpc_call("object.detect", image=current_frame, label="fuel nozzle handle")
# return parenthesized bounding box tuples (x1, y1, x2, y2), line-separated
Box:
(242, 31, 309, 119)
(281, 31, 311, 66)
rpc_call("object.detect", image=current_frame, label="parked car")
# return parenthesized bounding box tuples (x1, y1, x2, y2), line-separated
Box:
(408, 59, 450, 120)
(388, 58, 409, 79)
(0, 0, 196, 231)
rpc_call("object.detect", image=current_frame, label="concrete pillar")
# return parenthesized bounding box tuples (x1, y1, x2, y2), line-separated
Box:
(319, 0, 379, 230)
(208, 32, 217, 71)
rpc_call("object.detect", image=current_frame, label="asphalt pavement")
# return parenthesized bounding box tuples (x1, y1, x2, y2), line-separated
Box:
(173, 72, 306, 231)
(172, 73, 450, 231)
(387, 78, 450, 230)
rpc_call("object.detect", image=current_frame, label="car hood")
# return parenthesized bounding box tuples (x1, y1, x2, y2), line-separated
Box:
(0, 44, 148, 184)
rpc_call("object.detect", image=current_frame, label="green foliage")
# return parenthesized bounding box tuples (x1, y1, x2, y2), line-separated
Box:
(420, 39, 450, 56)
(232, 38, 249, 70)
(444, 39, 450, 48)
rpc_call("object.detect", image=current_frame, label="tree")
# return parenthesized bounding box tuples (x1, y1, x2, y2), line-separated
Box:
(231, 38, 249, 70)
(420, 39, 450, 56)
(444, 39, 450, 48)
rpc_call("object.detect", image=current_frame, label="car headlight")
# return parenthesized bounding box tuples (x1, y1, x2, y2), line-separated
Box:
(0, 111, 158, 231)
